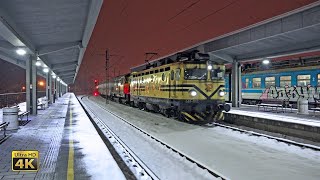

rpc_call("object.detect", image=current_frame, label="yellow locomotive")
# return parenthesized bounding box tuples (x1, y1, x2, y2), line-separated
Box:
(99, 51, 230, 124)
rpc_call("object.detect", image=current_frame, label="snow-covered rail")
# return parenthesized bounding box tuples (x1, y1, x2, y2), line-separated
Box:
(80, 96, 227, 180)
(79, 96, 159, 180)
(213, 123, 320, 151)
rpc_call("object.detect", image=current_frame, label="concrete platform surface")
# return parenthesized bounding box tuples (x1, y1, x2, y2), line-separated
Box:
(0, 93, 125, 180)
(225, 105, 320, 142)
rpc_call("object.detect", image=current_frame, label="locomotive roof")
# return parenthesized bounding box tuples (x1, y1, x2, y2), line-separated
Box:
(131, 50, 210, 72)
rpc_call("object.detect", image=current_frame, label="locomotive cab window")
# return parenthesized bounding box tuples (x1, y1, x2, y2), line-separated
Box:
(297, 75, 310, 86)
(280, 76, 291, 87)
(171, 70, 175, 80)
(265, 77, 275, 88)
(175, 69, 181, 80)
(210, 65, 225, 80)
(252, 78, 261, 88)
(184, 68, 207, 80)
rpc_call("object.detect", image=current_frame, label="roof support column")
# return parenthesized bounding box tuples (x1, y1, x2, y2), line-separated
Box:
(231, 59, 241, 107)
(26, 56, 32, 113)
(53, 78, 56, 103)
(58, 81, 61, 97)
(31, 56, 37, 115)
(47, 72, 52, 104)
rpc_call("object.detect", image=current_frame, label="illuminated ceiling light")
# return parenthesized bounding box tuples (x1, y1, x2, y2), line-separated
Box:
(16, 49, 26, 55)
(262, 59, 270, 65)
(38, 81, 44, 86)
(207, 65, 213, 70)
(35, 61, 42, 66)
(52, 75, 56, 79)
(43, 68, 49, 73)
(37, 57, 40, 60)
(42, 64, 47, 68)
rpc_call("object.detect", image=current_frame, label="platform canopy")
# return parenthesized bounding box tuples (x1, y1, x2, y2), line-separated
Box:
(144, 2, 320, 65)
(0, 0, 103, 85)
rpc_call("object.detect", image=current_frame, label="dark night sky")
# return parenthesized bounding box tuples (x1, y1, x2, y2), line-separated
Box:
(0, 0, 317, 94)
(74, 0, 316, 93)
(0, 60, 47, 94)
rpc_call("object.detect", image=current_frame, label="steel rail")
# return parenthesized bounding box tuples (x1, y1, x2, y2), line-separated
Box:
(85, 96, 228, 180)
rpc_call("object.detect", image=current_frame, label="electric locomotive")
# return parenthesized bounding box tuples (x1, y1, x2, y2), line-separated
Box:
(99, 51, 230, 124)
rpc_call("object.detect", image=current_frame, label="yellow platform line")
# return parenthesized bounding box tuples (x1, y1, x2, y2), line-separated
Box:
(67, 105, 74, 180)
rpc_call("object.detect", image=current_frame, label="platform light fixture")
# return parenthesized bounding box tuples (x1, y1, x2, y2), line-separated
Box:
(262, 59, 270, 65)
(52, 74, 56, 79)
(43, 68, 49, 73)
(35, 61, 42, 66)
(16, 48, 26, 55)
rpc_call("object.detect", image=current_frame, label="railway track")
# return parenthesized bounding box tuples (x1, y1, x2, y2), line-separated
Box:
(100, 95, 320, 152)
(211, 122, 320, 151)
(80, 96, 227, 180)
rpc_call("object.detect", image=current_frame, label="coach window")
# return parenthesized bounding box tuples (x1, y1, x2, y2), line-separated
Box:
(297, 75, 310, 86)
(265, 77, 275, 88)
(244, 78, 249, 89)
(162, 73, 165, 81)
(280, 76, 291, 87)
(171, 70, 175, 80)
(175, 69, 180, 80)
(252, 78, 261, 88)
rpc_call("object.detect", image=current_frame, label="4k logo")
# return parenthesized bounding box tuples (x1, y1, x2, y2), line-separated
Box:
(12, 151, 39, 171)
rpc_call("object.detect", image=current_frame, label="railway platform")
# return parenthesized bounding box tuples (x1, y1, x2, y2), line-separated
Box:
(225, 105, 320, 143)
(0, 93, 126, 180)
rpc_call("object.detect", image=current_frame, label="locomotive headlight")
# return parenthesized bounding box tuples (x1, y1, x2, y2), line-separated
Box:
(190, 90, 197, 97)
(219, 91, 225, 97)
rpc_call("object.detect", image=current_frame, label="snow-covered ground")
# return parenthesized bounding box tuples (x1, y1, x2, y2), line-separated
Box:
(227, 109, 320, 127)
(85, 96, 320, 180)
(81, 96, 221, 180)
(70, 94, 126, 180)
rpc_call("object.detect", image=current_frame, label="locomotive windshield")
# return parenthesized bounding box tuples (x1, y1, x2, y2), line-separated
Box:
(211, 66, 225, 80)
(184, 68, 207, 80)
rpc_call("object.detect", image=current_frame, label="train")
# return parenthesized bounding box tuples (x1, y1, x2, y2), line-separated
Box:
(98, 51, 230, 124)
(225, 58, 320, 107)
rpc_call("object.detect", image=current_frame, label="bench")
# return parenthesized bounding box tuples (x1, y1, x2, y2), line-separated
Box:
(18, 111, 30, 121)
(310, 108, 320, 115)
(258, 99, 286, 113)
(0, 122, 10, 137)
(310, 99, 320, 115)
(37, 99, 46, 110)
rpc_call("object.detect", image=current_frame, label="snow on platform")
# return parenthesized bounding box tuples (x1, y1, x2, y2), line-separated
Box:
(227, 108, 320, 127)
(87, 96, 320, 180)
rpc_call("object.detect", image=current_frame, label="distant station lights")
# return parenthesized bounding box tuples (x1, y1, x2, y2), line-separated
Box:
(262, 59, 270, 65)
(16, 48, 26, 56)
